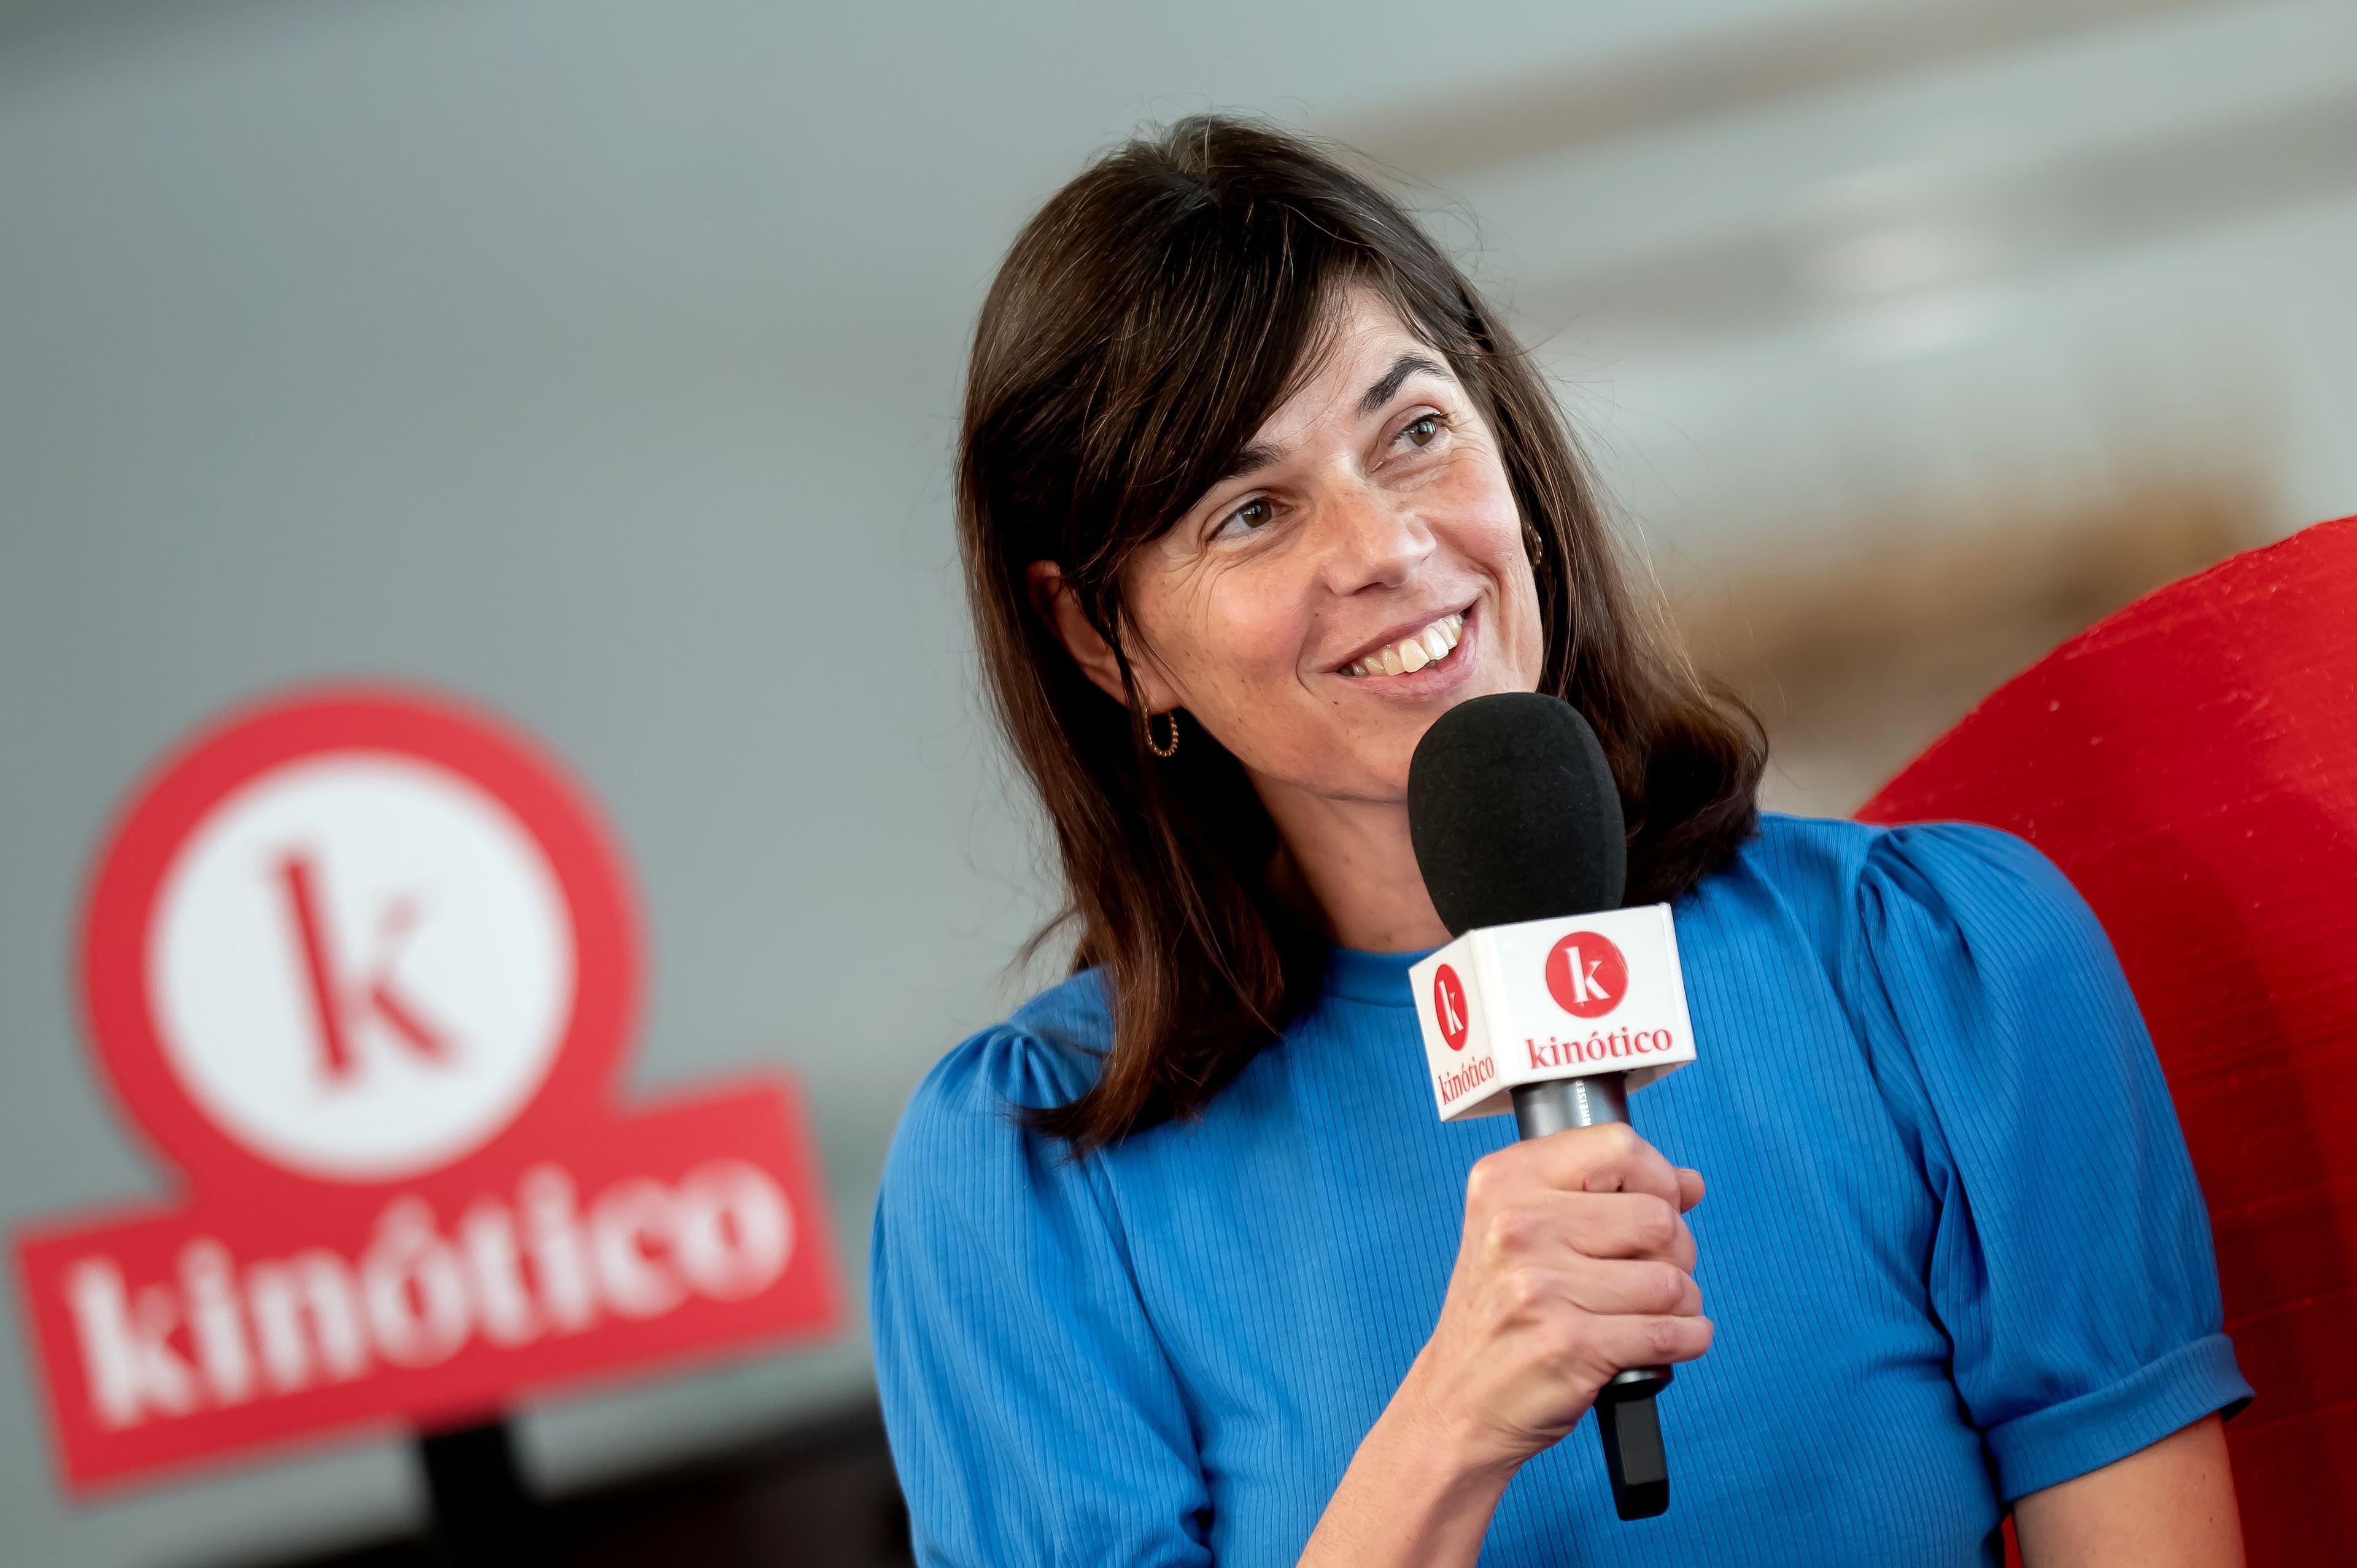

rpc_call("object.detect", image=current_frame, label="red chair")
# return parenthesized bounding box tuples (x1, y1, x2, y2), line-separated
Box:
(1858, 514, 2357, 1566)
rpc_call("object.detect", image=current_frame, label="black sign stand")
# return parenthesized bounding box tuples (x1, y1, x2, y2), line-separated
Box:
(418, 1417, 544, 1567)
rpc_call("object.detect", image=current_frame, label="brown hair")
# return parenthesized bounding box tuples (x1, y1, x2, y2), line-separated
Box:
(958, 116, 1763, 1152)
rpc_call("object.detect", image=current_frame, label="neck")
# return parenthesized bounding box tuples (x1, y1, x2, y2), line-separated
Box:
(1256, 780, 1451, 952)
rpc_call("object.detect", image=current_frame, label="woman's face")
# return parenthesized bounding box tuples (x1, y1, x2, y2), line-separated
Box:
(1094, 289, 1547, 806)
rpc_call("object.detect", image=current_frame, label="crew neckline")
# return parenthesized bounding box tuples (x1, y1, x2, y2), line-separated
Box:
(1321, 944, 1435, 1007)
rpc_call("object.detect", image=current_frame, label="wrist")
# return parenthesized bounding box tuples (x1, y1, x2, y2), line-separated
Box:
(1383, 1347, 1525, 1496)
(1301, 1348, 1527, 1568)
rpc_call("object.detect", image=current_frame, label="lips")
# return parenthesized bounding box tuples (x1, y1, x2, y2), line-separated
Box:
(1341, 611, 1466, 678)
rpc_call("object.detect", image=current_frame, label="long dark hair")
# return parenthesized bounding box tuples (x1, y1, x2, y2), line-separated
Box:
(959, 116, 1763, 1152)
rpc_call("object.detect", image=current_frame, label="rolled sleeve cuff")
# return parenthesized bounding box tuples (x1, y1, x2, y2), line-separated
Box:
(1986, 1334, 2253, 1502)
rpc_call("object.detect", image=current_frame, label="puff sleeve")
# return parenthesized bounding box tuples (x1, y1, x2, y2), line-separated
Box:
(871, 1024, 1212, 1568)
(1846, 822, 2251, 1500)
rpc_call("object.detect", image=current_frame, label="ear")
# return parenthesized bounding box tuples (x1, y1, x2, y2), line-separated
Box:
(1026, 562, 1182, 712)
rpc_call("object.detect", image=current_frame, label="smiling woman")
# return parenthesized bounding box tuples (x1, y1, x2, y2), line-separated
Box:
(874, 116, 2250, 1568)
(959, 122, 1763, 1151)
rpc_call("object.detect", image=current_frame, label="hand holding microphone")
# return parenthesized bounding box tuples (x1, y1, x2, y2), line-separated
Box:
(1401, 1122, 1708, 1484)
(1405, 693, 1709, 1520)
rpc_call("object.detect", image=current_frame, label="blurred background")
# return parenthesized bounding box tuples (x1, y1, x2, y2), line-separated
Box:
(2, 0, 2352, 1562)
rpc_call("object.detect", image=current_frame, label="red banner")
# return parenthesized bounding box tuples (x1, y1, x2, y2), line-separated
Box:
(12, 687, 842, 1490)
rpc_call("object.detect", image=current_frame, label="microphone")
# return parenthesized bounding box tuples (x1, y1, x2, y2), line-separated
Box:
(1405, 692, 1697, 1521)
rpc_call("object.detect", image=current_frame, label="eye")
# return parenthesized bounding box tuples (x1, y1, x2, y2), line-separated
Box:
(1213, 496, 1276, 539)
(1399, 414, 1443, 449)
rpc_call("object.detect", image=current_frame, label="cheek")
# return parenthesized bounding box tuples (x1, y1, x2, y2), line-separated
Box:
(1191, 577, 1312, 699)
(1132, 564, 1307, 709)
(1439, 458, 1546, 673)
(1431, 457, 1531, 585)
(1453, 457, 1525, 551)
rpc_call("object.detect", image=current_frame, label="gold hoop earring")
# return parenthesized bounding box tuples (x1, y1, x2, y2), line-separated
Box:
(1146, 709, 1181, 759)
(1525, 520, 1558, 601)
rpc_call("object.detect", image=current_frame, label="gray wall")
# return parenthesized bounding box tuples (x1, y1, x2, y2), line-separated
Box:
(6, 1, 2354, 1564)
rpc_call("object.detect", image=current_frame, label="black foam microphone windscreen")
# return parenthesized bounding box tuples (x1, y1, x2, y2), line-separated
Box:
(1407, 692, 1626, 935)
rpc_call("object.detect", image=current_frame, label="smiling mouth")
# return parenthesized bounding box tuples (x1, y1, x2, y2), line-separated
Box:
(1342, 611, 1466, 678)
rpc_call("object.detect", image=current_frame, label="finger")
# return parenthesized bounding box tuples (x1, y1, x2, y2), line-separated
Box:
(1589, 1311, 1716, 1373)
(1522, 1123, 1684, 1208)
(1521, 1191, 1692, 1268)
(1555, 1256, 1701, 1319)
(1676, 1167, 1705, 1213)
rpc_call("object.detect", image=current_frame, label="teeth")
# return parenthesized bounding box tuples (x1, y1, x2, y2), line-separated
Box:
(1345, 612, 1466, 678)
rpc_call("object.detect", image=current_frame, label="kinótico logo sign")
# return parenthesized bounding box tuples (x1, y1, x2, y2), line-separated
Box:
(12, 686, 842, 1491)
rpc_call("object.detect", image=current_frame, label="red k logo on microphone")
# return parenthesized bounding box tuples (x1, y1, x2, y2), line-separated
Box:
(1545, 932, 1627, 1019)
(1432, 965, 1470, 1051)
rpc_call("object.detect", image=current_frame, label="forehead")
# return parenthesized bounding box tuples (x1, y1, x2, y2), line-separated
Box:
(1248, 288, 1452, 449)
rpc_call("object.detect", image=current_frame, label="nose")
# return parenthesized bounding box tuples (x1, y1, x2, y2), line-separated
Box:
(1317, 477, 1433, 596)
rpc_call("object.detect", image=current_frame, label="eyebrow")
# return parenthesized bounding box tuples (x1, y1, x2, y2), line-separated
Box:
(1216, 352, 1452, 485)
(1358, 352, 1449, 417)
(1221, 442, 1282, 484)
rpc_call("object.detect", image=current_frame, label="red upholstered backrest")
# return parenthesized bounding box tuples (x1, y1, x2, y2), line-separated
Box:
(1857, 515, 2357, 1566)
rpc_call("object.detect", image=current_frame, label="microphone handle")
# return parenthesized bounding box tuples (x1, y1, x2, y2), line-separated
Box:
(1511, 1075, 1673, 1521)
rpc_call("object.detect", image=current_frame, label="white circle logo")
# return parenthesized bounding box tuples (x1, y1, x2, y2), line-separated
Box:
(145, 752, 575, 1181)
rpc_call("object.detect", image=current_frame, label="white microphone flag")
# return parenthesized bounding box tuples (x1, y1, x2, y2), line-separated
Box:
(1408, 904, 1697, 1122)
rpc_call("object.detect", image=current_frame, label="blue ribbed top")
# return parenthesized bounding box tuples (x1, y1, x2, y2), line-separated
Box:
(871, 814, 2249, 1567)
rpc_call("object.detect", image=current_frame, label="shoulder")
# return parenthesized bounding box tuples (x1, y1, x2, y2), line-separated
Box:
(1756, 816, 2140, 1079)
(1712, 811, 2086, 931)
(918, 965, 1110, 1111)
(1838, 815, 2107, 968)
(1692, 813, 2111, 1011)
(1722, 809, 2057, 890)
(878, 968, 1113, 1213)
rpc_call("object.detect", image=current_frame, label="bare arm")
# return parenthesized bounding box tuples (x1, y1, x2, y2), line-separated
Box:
(1295, 1384, 1517, 1568)
(1298, 1126, 1712, 1568)
(2014, 1415, 2244, 1568)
